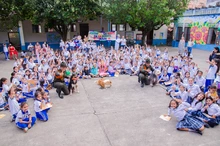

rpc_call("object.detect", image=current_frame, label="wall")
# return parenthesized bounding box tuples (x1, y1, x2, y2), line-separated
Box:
(152, 25, 168, 45)
(22, 20, 47, 43)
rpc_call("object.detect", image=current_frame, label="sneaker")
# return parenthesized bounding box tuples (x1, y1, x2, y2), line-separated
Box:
(11, 117, 15, 122)
(23, 127, 28, 133)
(0, 107, 4, 111)
(141, 83, 144, 88)
(150, 83, 153, 87)
(195, 129, 203, 135)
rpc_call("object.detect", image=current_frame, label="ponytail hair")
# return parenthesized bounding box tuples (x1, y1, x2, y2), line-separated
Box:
(0, 78, 7, 88)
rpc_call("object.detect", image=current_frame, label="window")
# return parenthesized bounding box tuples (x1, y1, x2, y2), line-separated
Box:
(177, 27, 183, 41)
(111, 24, 117, 31)
(184, 27, 191, 41)
(126, 25, 135, 31)
(71, 24, 76, 32)
(207, 28, 217, 44)
(119, 24, 125, 31)
(32, 24, 42, 33)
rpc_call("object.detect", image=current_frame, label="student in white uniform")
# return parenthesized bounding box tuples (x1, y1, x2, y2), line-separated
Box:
(121, 36, 126, 49)
(186, 78, 201, 104)
(8, 88, 20, 121)
(194, 70, 205, 92)
(166, 99, 205, 135)
(3, 43, 9, 60)
(205, 59, 218, 92)
(34, 91, 48, 121)
(0, 78, 13, 102)
(115, 35, 121, 51)
(15, 102, 36, 133)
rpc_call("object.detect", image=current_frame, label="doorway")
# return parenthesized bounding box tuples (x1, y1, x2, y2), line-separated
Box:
(8, 32, 21, 51)
(147, 30, 153, 45)
(80, 23, 89, 39)
(167, 29, 173, 46)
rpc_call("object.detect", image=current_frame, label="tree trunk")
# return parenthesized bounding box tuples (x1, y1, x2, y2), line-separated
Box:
(141, 30, 147, 46)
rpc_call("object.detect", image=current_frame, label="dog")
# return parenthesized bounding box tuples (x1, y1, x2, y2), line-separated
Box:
(68, 74, 79, 94)
(97, 78, 112, 89)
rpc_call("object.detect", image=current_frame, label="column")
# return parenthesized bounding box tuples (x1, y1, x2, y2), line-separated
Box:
(18, 21, 25, 50)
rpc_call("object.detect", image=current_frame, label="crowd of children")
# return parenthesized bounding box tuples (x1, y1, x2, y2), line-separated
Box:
(0, 34, 220, 134)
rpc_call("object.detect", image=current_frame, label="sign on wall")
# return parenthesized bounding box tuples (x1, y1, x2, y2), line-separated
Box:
(88, 31, 116, 41)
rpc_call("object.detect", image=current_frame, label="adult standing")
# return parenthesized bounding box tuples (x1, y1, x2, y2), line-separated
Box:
(209, 47, 220, 61)
(115, 34, 121, 51)
(178, 36, 185, 56)
(187, 38, 194, 56)
(3, 44, 9, 60)
(53, 62, 70, 99)
(8, 44, 18, 60)
(121, 36, 127, 49)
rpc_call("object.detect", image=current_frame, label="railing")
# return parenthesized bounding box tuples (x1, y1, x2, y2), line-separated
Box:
(183, 7, 220, 16)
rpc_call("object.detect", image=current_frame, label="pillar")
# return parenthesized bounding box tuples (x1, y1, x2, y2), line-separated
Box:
(18, 21, 25, 50)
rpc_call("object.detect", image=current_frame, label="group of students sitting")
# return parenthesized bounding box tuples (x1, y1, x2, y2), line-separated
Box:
(0, 35, 220, 134)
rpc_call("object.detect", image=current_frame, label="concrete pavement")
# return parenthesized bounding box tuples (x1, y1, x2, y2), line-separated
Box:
(0, 47, 219, 146)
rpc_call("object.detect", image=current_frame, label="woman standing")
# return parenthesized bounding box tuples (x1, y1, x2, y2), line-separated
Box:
(178, 36, 185, 56)
(187, 38, 194, 56)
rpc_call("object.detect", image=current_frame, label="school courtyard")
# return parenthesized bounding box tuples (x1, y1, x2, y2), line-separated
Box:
(0, 47, 219, 146)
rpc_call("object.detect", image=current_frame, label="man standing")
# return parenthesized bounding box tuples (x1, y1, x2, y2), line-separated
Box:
(53, 62, 70, 99)
(3, 44, 9, 60)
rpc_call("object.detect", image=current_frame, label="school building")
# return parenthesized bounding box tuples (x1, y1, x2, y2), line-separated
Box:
(172, 0, 220, 51)
(0, 17, 168, 51)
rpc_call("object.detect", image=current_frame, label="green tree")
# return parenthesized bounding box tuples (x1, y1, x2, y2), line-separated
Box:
(32, 0, 101, 41)
(104, 0, 189, 45)
(0, 0, 33, 29)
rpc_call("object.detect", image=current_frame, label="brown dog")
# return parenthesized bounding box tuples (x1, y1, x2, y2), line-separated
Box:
(97, 78, 112, 89)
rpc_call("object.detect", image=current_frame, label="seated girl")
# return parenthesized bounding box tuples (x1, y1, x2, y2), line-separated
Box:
(90, 63, 99, 78)
(98, 60, 109, 77)
(15, 102, 36, 133)
(166, 99, 205, 135)
(8, 87, 20, 121)
(82, 66, 91, 79)
(34, 91, 48, 121)
(108, 61, 116, 77)
(21, 78, 34, 98)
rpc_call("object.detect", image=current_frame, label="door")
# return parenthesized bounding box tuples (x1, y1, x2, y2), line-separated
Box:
(147, 30, 153, 45)
(167, 29, 173, 46)
(80, 23, 89, 39)
(8, 32, 21, 51)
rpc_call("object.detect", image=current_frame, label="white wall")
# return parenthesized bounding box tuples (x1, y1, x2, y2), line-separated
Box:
(22, 20, 47, 43)
(0, 32, 9, 43)
(153, 25, 168, 40)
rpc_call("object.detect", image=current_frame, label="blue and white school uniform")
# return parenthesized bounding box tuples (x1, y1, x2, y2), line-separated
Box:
(194, 103, 220, 125)
(163, 51, 168, 60)
(187, 84, 201, 103)
(15, 109, 36, 129)
(174, 91, 188, 102)
(195, 75, 205, 91)
(0, 95, 7, 108)
(34, 99, 48, 121)
(167, 66, 174, 78)
(173, 59, 179, 73)
(187, 99, 203, 113)
(8, 97, 20, 119)
(205, 65, 217, 92)
(21, 83, 34, 98)
(168, 102, 204, 130)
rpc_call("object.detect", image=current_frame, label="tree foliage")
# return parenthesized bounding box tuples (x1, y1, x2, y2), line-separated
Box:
(104, 0, 189, 44)
(0, 0, 33, 29)
(32, 0, 101, 41)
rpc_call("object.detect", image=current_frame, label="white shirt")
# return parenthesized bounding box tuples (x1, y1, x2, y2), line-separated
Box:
(201, 103, 220, 116)
(15, 109, 31, 123)
(3, 46, 8, 52)
(8, 97, 20, 115)
(168, 102, 190, 121)
(34, 100, 42, 112)
(195, 76, 205, 87)
(187, 84, 201, 98)
(121, 39, 126, 46)
(206, 65, 217, 79)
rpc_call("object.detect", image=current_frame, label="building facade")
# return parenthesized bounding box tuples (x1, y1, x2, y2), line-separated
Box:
(172, 0, 220, 51)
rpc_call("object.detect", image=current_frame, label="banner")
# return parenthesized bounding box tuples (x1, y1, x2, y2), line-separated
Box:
(88, 31, 116, 41)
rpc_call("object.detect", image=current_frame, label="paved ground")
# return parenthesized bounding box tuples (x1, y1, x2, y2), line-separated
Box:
(0, 47, 219, 146)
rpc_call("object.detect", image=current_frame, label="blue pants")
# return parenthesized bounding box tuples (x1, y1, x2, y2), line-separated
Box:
(187, 47, 192, 54)
(4, 52, 9, 60)
(16, 117, 36, 129)
(36, 110, 48, 121)
(17, 98, 27, 103)
(23, 91, 34, 98)
(205, 79, 214, 92)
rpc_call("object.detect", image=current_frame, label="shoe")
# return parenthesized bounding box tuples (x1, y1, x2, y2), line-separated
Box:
(208, 119, 218, 128)
(23, 127, 28, 133)
(0, 108, 4, 111)
(150, 83, 153, 87)
(56, 89, 62, 99)
(141, 83, 144, 88)
(204, 123, 210, 128)
(59, 95, 64, 99)
(195, 129, 203, 135)
(11, 117, 15, 122)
